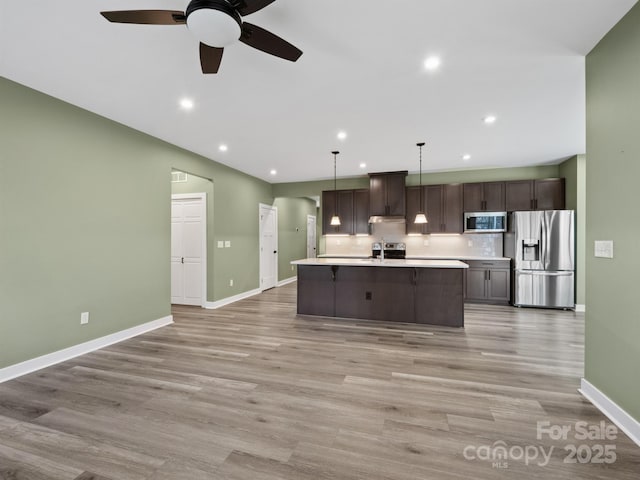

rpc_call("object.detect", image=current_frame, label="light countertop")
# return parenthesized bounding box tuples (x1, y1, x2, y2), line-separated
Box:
(292, 258, 468, 269)
(318, 254, 510, 261)
(406, 255, 511, 261)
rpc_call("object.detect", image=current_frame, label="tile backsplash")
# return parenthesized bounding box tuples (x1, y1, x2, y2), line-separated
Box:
(323, 223, 503, 258)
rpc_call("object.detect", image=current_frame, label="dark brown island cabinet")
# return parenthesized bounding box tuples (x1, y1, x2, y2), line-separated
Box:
(321, 188, 369, 235)
(369, 171, 407, 216)
(464, 260, 511, 305)
(505, 178, 565, 211)
(463, 181, 506, 212)
(294, 260, 467, 327)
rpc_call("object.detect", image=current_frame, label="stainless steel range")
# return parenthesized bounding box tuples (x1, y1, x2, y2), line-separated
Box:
(371, 242, 406, 259)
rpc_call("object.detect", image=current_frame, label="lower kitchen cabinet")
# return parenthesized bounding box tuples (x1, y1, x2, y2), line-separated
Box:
(297, 265, 336, 316)
(464, 260, 510, 305)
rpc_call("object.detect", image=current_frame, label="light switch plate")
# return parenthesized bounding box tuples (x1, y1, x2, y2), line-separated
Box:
(80, 312, 89, 325)
(423, 239, 429, 246)
(225, 241, 231, 248)
(594, 240, 614, 258)
(217, 241, 224, 248)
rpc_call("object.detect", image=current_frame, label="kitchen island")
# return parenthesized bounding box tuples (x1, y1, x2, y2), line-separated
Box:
(291, 258, 468, 327)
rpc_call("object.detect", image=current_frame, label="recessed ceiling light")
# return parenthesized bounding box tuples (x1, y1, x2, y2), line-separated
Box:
(424, 56, 441, 71)
(179, 98, 194, 110)
(219, 144, 228, 152)
(462, 154, 471, 161)
(270, 169, 277, 176)
(359, 163, 367, 169)
(337, 131, 348, 141)
(484, 115, 497, 124)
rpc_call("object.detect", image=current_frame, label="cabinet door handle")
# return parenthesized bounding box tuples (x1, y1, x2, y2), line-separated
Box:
(482, 200, 486, 210)
(535, 199, 538, 210)
(487, 270, 491, 281)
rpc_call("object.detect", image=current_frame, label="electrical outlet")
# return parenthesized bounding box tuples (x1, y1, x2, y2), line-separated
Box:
(217, 241, 224, 248)
(468, 240, 473, 247)
(291, 265, 295, 271)
(80, 312, 89, 325)
(229, 279, 234, 287)
(423, 239, 430, 246)
(225, 241, 231, 248)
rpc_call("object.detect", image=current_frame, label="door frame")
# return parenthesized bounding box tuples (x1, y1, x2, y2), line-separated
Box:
(306, 214, 317, 258)
(171, 193, 207, 307)
(259, 203, 278, 291)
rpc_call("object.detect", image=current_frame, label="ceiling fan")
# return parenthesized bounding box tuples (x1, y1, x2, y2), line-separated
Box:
(101, 0, 302, 74)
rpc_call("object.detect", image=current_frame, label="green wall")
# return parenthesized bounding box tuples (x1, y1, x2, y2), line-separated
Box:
(0, 77, 272, 368)
(585, 3, 640, 421)
(559, 155, 586, 306)
(273, 165, 561, 199)
(273, 197, 317, 281)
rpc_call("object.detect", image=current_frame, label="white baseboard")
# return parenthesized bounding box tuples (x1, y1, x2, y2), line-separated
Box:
(0, 315, 173, 384)
(277, 276, 297, 287)
(579, 378, 640, 447)
(205, 288, 261, 309)
(575, 304, 586, 312)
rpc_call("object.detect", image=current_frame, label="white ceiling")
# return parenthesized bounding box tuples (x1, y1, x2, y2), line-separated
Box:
(1, 0, 636, 183)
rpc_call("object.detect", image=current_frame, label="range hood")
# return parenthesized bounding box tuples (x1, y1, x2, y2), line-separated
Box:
(368, 215, 406, 224)
(367, 171, 408, 224)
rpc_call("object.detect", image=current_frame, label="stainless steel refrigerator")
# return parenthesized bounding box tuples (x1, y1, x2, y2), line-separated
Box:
(505, 210, 575, 309)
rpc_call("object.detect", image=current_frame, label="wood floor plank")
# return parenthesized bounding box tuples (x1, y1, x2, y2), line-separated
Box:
(0, 282, 638, 479)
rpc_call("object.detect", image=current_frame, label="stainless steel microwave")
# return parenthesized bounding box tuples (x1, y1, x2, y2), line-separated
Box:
(464, 212, 507, 233)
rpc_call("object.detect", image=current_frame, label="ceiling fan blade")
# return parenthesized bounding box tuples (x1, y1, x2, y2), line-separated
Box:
(100, 10, 186, 25)
(240, 23, 302, 62)
(200, 44, 224, 74)
(236, 0, 277, 16)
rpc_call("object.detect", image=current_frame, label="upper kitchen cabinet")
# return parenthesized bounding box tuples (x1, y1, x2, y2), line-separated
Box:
(463, 181, 505, 212)
(369, 171, 407, 217)
(322, 189, 354, 235)
(353, 189, 370, 235)
(534, 178, 566, 210)
(424, 184, 463, 234)
(505, 178, 565, 211)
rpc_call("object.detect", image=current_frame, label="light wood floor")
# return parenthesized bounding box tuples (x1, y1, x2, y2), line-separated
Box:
(0, 283, 638, 479)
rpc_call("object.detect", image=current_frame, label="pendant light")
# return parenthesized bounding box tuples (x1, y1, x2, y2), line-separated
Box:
(330, 151, 341, 226)
(414, 142, 428, 224)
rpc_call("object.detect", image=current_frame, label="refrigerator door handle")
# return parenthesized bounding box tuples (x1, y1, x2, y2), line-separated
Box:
(519, 270, 573, 276)
(542, 212, 549, 270)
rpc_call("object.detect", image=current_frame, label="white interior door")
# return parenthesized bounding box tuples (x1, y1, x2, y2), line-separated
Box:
(171, 194, 206, 305)
(307, 214, 317, 258)
(259, 204, 278, 291)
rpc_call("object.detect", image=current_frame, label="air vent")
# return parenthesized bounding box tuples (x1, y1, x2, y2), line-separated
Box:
(171, 171, 188, 183)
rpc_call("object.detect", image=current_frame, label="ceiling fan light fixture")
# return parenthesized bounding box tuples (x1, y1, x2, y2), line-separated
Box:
(186, 1, 242, 48)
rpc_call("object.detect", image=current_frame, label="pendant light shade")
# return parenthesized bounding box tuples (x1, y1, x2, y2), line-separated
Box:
(414, 142, 428, 224)
(414, 212, 428, 224)
(330, 151, 341, 226)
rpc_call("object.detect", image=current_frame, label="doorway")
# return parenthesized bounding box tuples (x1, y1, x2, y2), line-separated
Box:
(171, 193, 207, 306)
(307, 214, 317, 258)
(259, 204, 278, 291)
